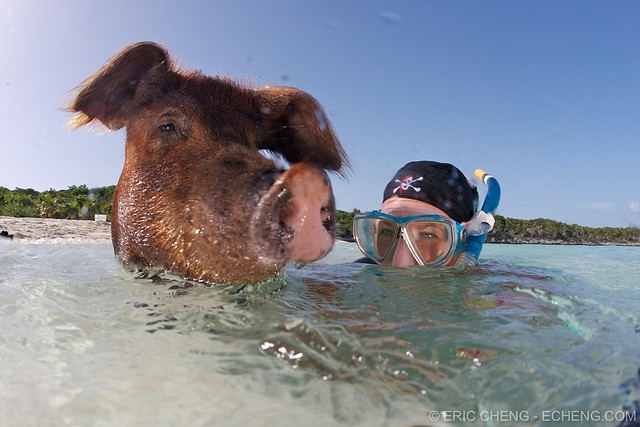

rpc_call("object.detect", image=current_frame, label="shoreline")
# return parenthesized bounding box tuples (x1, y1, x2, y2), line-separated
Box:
(339, 237, 640, 247)
(1, 216, 638, 246)
(485, 240, 640, 247)
(0, 216, 111, 240)
(485, 237, 640, 247)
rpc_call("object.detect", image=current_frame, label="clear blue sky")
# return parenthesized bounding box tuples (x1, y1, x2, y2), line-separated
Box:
(2, 0, 639, 228)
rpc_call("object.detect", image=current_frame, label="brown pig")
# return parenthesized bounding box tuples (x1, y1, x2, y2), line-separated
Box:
(68, 42, 349, 284)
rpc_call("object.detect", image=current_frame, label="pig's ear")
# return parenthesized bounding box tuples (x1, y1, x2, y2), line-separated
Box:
(67, 42, 171, 130)
(256, 86, 350, 176)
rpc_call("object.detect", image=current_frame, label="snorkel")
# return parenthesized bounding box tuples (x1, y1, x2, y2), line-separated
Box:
(455, 169, 501, 266)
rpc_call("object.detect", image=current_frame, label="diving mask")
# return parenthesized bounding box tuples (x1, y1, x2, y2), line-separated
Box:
(353, 212, 468, 267)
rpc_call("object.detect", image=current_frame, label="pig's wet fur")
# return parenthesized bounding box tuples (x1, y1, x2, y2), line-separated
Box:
(69, 42, 348, 284)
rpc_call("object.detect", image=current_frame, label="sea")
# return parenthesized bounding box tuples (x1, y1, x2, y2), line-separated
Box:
(1, 239, 639, 427)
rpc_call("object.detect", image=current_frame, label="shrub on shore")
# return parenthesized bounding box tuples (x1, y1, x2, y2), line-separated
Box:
(0, 185, 114, 221)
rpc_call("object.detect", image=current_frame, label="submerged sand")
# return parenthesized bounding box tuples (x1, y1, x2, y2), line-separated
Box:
(0, 216, 112, 240)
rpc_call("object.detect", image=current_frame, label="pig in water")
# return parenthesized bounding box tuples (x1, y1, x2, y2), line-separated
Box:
(68, 42, 349, 284)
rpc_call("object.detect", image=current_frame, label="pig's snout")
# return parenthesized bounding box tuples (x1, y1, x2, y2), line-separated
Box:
(253, 163, 336, 264)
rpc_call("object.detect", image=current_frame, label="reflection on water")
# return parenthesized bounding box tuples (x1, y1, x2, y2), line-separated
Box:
(1, 240, 639, 426)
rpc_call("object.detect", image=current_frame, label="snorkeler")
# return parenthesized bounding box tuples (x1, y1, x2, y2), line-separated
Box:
(353, 161, 500, 267)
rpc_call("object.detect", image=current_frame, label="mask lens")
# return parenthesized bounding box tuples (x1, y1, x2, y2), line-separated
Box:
(354, 217, 399, 262)
(405, 220, 452, 264)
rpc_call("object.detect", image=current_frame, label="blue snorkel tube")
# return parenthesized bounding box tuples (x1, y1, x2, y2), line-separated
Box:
(455, 169, 501, 266)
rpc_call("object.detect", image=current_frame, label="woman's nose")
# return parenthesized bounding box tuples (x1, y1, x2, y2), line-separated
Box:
(391, 239, 418, 267)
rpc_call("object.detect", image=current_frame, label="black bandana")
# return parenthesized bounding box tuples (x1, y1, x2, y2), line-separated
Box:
(382, 161, 478, 223)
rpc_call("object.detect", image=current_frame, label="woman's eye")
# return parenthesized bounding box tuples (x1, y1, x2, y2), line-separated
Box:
(160, 123, 176, 132)
(419, 232, 437, 239)
(379, 228, 395, 237)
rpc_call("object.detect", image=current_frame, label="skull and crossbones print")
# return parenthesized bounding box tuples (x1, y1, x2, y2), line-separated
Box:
(393, 175, 424, 194)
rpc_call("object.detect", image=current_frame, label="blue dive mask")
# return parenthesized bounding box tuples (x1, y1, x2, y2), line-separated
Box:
(353, 212, 467, 267)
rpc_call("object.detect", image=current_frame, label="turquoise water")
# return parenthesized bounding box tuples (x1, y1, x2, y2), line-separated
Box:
(0, 240, 639, 426)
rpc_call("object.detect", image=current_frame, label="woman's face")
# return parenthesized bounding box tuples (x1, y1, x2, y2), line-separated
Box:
(380, 197, 462, 267)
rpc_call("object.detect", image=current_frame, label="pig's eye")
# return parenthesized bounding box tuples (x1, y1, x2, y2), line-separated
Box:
(159, 123, 176, 133)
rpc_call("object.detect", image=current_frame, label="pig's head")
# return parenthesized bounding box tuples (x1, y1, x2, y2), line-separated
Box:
(68, 42, 349, 284)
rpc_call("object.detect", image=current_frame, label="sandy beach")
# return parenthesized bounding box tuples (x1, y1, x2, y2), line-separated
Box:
(0, 216, 112, 240)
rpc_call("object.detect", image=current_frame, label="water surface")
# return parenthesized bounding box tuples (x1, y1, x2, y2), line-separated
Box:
(1, 240, 638, 426)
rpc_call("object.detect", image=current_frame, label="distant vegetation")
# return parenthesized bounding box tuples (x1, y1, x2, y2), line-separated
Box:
(487, 215, 640, 246)
(0, 185, 114, 221)
(1, 186, 639, 246)
(335, 209, 361, 241)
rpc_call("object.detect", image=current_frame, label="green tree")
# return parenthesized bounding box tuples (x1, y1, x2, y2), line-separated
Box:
(0, 188, 39, 217)
(336, 209, 361, 241)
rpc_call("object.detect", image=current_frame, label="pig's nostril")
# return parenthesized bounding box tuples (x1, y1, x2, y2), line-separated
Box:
(258, 168, 286, 193)
(321, 205, 335, 234)
(320, 205, 330, 220)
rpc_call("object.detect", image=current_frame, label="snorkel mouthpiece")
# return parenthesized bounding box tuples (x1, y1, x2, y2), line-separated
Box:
(466, 211, 496, 236)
